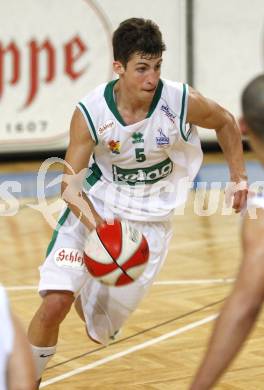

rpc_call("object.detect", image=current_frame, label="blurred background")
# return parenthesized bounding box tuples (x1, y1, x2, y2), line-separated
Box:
(1, 0, 264, 156)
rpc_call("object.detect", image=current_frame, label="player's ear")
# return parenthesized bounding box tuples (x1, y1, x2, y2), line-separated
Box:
(113, 60, 125, 76)
(238, 116, 250, 135)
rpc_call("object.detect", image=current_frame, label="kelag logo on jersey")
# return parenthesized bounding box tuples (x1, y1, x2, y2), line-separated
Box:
(112, 157, 173, 185)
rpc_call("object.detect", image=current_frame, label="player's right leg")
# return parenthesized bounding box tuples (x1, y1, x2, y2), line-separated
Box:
(28, 290, 74, 385)
(28, 207, 88, 387)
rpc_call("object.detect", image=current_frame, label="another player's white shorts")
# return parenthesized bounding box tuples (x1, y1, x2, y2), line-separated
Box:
(39, 198, 173, 345)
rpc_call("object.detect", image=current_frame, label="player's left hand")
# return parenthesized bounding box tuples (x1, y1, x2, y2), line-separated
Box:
(225, 180, 248, 213)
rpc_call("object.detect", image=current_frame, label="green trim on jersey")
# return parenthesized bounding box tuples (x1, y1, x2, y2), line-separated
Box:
(85, 162, 102, 189)
(112, 157, 173, 185)
(179, 83, 188, 142)
(104, 79, 164, 126)
(78, 102, 98, 144)
(147, 79, 163, 117)
(104, 80, 125, 125)
(46, 207, 71, 257)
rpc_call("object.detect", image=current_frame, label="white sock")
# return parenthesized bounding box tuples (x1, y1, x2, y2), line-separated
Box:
(31, 345, 57, 380)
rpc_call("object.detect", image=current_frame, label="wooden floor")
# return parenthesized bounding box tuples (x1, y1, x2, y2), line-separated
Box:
(1, 154, 264, 390)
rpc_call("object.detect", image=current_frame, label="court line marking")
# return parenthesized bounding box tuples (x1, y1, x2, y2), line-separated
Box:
(5, 278, 235, 291)
(40, 313, 218, 388)
(6, 285, 38, 291)
(154, 278, 235, 285)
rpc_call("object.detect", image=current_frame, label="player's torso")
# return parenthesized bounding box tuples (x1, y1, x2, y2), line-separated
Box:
(95, 113, 174, 186)
(84, 79, 183, 186)
(78, 78, 202, 221)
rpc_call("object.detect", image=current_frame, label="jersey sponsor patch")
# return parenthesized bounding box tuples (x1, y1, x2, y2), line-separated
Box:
(54, 248, 85, 269)
(98, 119, 115, 135)
(108, 140, 120, 154)
(132, 132, 144, 144)
(112, 157, 173, 185)
(160, 103, 176, 124)
(156, 128, 170, 147)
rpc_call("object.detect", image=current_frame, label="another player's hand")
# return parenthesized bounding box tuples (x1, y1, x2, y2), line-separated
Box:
(225, 180, 248, 213)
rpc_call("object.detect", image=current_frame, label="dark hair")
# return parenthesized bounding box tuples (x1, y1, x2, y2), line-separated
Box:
(112, 18, 166, 66)
(242, 74, 264, 141)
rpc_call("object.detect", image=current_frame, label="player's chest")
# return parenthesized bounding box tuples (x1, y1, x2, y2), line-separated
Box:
(97, 116, 177, 165)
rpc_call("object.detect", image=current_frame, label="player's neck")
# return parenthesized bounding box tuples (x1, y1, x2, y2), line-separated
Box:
(114, 82, 151, 125)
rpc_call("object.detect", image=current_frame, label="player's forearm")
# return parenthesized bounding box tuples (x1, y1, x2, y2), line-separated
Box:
(215, 117, 247, 182)
(190, 292, 259, 389)
(61, 181, 103, 230)
(64, 191, 103, 231)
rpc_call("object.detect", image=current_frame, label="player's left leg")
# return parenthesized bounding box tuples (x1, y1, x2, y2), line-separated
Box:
(74, 296, 101, 344)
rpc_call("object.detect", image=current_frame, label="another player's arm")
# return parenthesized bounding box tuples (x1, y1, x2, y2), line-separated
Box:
(61, 108, 104, 230)
(187, 87, 247, 212)
(189, 209, 264, 389)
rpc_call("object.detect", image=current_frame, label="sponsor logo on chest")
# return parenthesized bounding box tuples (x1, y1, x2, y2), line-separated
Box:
(161, 104, 176, 124)
(54, 248, 84, 269)
(112, 157, 173, 185)
(98, 120, 116, 135)
(132, 132, 144, 144)
(156, 128, 170, 148)
(108, 139, 120, 154)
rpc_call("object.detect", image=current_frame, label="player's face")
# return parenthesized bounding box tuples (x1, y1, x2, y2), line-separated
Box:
(117, 53, 162, 100)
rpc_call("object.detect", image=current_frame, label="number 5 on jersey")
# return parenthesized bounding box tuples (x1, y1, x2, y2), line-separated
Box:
(135, 148, 146, 162)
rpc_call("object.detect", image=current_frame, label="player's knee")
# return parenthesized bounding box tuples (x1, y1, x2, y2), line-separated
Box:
(40, 292, 74, 325)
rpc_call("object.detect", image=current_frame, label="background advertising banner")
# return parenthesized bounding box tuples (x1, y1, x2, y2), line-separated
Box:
(0, 0, 186, 153)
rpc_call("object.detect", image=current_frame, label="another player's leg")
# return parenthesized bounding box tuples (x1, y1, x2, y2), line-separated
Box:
(28, 291, 74, 388)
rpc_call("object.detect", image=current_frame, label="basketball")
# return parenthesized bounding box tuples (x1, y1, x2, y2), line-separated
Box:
(84, 219, 149, 286)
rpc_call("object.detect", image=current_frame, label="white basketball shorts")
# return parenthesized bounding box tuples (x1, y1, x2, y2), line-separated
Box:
(38, 197, 173, 345)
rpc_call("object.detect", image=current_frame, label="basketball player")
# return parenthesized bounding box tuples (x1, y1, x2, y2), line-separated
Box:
(27, 18, 248, 387)
(0, 285, 35, 389)
(189, 74, 264, 389)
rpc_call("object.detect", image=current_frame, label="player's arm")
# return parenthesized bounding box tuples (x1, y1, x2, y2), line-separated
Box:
(187, 87, 247, 212)
(61, 108, 104, 230)
(7, 315, 36, 390)
(189, 208, 264, 389)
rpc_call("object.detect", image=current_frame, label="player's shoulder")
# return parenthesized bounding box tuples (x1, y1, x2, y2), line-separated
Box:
(161, 78, 187, 94)
(162, 78, 185, 88)
(160, 79, 189, 118)
(161, 78, 188, 104)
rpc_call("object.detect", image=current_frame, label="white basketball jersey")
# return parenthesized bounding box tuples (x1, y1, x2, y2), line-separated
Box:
(0, 286, 14, 390)
(77, 78, 203, 221)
